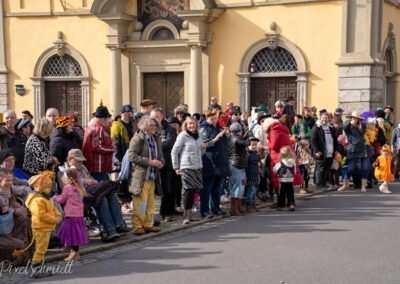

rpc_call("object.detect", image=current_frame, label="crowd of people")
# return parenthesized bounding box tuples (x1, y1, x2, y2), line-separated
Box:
(0, 95, 398, 278)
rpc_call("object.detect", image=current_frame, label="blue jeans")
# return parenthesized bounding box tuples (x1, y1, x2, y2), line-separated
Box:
(201, 176, 224, 217)
(347, 157, 370, 180)
(96, 193, 125, 232)
(91, 172, 109, 182)
(245, 184, 258, 204)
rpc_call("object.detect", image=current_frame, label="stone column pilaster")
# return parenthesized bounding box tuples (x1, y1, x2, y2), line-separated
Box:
(0, 0, 7, 111)
(296, 72, 308, 113)
(237, 73, 251, 113)
(32, 78, 44, 123)
(109, 47, 122, 115)
(189, 44, 203, 114)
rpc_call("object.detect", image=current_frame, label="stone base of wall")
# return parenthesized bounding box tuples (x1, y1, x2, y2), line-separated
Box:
(337, 65, 384, 113)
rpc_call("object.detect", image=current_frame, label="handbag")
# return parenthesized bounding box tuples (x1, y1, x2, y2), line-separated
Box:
(331, 159, 339, 171)
(0, 208, 14, 235)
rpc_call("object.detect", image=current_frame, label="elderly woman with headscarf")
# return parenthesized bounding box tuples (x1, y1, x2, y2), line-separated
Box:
(128, 116, 164, 236)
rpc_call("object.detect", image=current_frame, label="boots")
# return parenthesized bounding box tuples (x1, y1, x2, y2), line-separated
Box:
(239, 199, 247, 214)
(338, 179, 349, 192)
(361, 179, 368, 193)
(230, 198, 242, 216)
(64, 250, 80, 262)
(379, 183, 392, 194)
(182, 210, 190, 225)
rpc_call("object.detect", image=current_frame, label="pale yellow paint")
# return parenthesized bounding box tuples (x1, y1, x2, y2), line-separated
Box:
(4, 0, 95, 13)
(4, 14, 109, 115)
(209, 1, 343, 113)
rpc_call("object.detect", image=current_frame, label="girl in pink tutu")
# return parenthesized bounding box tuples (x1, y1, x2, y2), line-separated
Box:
(54, 165, 89, 262)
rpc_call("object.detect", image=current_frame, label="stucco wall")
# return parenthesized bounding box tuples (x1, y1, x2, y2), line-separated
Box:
(382, 2, 400, 119)
(209, 1, 342, 113)
(4, 1, 109, 117)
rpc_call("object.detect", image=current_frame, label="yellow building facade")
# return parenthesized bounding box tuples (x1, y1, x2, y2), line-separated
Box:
(0, 0, 399, 125)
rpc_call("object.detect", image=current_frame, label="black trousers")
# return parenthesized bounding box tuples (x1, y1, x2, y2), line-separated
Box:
(315, 157, 333, 186)
(175, 175, 182, 207)
(160, 168, 176, 217)
(299, 165, 309, 188)
(183, 188, 196, 210)
(278, 182, 295, 208)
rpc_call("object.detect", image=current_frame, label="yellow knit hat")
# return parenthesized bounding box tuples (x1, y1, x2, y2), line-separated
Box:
(28, 170, 55, 194)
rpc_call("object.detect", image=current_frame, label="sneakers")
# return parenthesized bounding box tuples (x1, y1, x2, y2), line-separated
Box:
(201, 213, 214, 220)
(220, 195, 230, 203)
(116, 224, 133, 234)
(106, 230, 121, 241)
(298, 188, 308, 194)
(175, 207, 184, 214)
(288, 205, 296, 212)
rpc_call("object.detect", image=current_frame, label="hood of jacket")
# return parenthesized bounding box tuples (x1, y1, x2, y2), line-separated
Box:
(52, 128, 75, 140)
(25, 192, 40, 208)
(270, 121, 290, 135)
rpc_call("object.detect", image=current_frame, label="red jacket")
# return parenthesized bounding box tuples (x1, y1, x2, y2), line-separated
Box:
(267, 122, 302, 190)
(83, 122, 114, 173)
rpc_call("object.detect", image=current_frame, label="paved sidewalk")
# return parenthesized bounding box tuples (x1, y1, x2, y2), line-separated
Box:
(45, 187, 335, 263)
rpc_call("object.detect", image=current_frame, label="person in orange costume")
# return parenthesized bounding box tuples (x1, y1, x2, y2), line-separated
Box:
(374, 145, 394, 194)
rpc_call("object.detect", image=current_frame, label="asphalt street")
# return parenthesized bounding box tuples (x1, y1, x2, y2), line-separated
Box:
(8, 186, 400, 284)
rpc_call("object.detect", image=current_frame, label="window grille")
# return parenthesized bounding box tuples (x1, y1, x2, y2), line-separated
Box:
(43, 54, 82, 77)
(250, 47, 297, 73)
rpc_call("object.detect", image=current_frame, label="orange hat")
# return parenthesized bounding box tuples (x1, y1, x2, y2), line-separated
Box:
(55, 115, 72, 129)
(28, 170, 55, 194)
(381, 144, 391, 153)
(67, 114, 79, 122)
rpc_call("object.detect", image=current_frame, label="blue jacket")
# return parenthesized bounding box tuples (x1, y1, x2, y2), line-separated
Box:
(199, 120, 230, 178)
(246, 150, 260, 183)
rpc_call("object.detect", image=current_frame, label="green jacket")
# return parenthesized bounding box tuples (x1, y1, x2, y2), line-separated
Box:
(291, 122, 311, 140)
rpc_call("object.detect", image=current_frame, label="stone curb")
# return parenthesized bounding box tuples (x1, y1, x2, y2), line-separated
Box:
(46, 187, 337, 263)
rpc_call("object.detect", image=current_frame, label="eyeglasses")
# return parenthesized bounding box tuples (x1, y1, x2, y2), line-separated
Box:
(232, 113, 240, 116)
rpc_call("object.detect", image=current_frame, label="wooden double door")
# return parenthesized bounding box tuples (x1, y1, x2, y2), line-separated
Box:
(45, 81, 82, 117)
(143, 72, 184, 116)
(250, 77, 297, 111)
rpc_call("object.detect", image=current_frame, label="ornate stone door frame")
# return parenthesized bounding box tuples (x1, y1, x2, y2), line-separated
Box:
(31, 34, 90, 126)
(237, 34, 308, 113)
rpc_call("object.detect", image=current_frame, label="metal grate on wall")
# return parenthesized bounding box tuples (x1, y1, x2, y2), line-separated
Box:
(250, 47, 297, 73)
(43, 54, 82, 77)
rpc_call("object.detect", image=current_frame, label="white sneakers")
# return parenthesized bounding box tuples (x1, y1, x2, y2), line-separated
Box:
(220, 195, 230, 203)
(379, 184, 392, 194)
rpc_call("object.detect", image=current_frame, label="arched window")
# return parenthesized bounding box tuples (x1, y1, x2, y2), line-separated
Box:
(151, 27, 175, 40)
(385, 49, 394, 73)
(42, 54, 82, 77)
(249, 47, 297, 73)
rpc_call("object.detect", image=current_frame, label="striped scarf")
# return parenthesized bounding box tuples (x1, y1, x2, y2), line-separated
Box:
(145, 134, 158, 181)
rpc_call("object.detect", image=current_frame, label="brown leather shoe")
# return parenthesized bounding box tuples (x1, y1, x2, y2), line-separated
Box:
(229, 198, 243, 216)
(134, 227, 145, 235)
(143, 226, 161, 233)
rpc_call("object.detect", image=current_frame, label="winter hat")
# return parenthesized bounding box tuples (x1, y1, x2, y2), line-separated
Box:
(0, 149, 14, 165)
(381, 144, 391, 154)
(230, 122, 242, 133)
(55, 115, 72, 129)
(262, 117, 278, 131)
(28, 170, 55, 195)
(375, 108, 385, 118)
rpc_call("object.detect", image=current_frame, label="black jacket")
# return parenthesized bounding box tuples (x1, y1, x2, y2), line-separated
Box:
(159, 120, 177, 169)
(228, 135, 250, 168)
(310, 121, 337, 160)
(343, 121, 367, 160)
(49, 128, 83, 165)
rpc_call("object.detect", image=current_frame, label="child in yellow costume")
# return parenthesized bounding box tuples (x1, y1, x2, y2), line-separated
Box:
(25, 171, 62, 278)
(374, 145, 394, 194)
